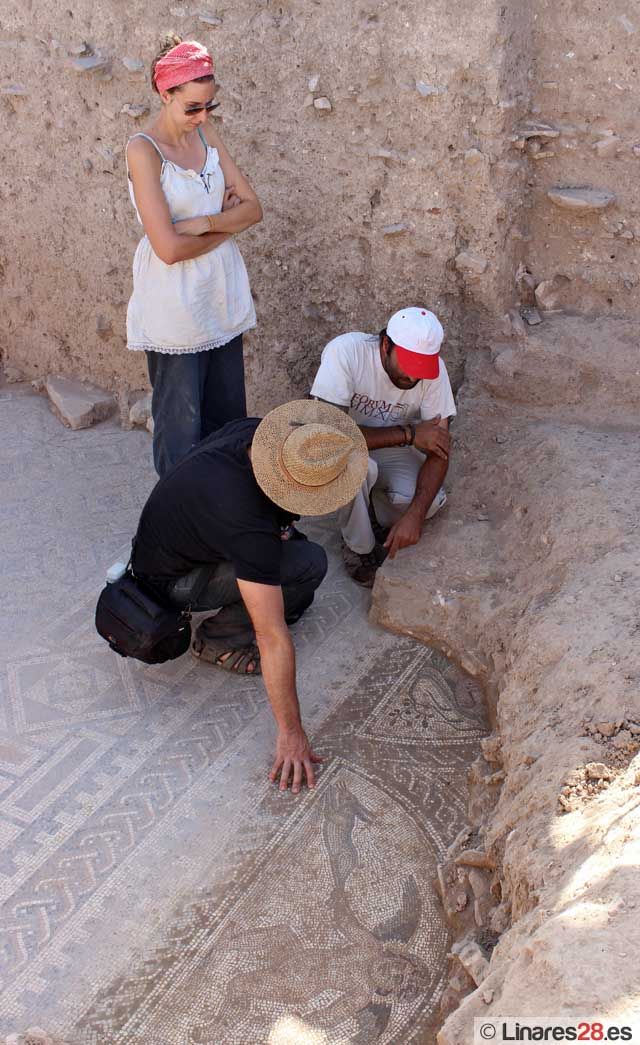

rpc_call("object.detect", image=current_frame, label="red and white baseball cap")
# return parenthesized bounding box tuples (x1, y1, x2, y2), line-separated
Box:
(386, 307, 444, 380)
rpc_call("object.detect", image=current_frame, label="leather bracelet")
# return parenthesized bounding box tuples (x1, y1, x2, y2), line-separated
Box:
(407, 423, 415, 446)
(207, 213, 216, 233)
(400, 424, 411, 447)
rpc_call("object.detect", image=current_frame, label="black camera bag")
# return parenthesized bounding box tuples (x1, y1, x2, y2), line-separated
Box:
(95, 571, 191, 665)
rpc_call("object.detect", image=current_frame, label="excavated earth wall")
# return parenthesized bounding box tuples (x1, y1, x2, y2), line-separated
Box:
(0, 0, 532, 409)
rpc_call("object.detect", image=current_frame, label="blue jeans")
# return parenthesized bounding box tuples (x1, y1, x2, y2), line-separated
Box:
(157, 537, 328, 648)
(146, 334, 246, 477)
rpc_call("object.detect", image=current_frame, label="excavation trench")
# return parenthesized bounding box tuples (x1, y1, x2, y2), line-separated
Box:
(372, 316, 640, 1042)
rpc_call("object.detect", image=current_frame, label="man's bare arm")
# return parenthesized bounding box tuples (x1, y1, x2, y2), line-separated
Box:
(236, 578, 322, 792)
(384, 420, 450, 559)
(312, 396, 449, 458)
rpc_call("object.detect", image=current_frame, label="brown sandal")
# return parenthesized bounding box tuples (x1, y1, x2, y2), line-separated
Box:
(191, 637, 261, 675)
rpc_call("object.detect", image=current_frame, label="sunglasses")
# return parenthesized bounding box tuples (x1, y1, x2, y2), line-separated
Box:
(183, 99, 220, 115)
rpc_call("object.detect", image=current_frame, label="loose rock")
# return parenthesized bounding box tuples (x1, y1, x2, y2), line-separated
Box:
(452, 936, 490, 985)
(455, 848, 496, 871)
(593, 136, 621, 158)
(535, 274, 570, 310)
(129, 391, 152, 427)
(199, 11, 223, 26)
(506, 309, 527, 338)
(596, 721, 617, 737)
(71, 54, 111, 74)
(522, 308, 543, 326)
(313, 96, 332, 112)
(612, 730, 633, 749)
(68, 41, 92, 57)
(46, 375, 116, 430)
(416, 81, 447, 97)
(455, 251, 488, 275)
(3, 365, 25, 383)
(474, 896, 492, 927)
(122, 56, 144, 73)
(468, 868, 490, 898)
(585, 762, 612, 781)
(517, 121, 559, 140)
(480, 736, 502, 764)
(490, 903, 511, 934)
(121, 103, 150, 119)
(547, 187, 616, 212)
(382, 222, 411, 236)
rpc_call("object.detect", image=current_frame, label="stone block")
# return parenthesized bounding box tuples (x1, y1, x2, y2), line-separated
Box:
(455, 251, 488, 276)
(129, 391, 152, 427)
(547, 187, 616, 212)
(455, 848, 496, 871)
(451, 936, 490, 985)
(46, 375, 116, 430)
(71, 54, 111, 74)
(535, 274, 570, 310)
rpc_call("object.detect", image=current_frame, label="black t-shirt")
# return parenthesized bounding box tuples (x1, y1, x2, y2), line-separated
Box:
(132, 418, 294, 586)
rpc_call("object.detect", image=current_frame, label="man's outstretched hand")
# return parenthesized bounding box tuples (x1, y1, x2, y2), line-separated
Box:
(383, 508, 422, 559)
(413, 416, 450, 459)
(269, 727, 323, 794)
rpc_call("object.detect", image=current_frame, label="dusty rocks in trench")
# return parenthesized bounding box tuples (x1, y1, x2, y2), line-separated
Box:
(558, 717, 640, 812)
(435, 734, 508, 1020)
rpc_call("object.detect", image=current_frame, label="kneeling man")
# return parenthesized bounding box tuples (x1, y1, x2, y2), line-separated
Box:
(311, 307, 455, 586)
(131, 402, 368, 792)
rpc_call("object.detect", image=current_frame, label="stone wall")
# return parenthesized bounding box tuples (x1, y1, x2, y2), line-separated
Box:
(1, 0, 533, 412)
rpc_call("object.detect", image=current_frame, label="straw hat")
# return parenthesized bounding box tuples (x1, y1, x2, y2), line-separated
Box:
(251, 400, 369, 516)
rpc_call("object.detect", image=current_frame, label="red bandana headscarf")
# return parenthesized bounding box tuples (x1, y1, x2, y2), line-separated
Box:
(153, 41, 214, 93)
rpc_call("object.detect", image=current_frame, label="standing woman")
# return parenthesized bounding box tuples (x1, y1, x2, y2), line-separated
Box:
(126, 35, 262, 476)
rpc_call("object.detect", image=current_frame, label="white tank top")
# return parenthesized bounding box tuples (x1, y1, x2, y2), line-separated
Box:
(125, 130, 256, 354)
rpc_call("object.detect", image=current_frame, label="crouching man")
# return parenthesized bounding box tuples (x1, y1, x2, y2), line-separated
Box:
(131, 402, 368, 792)
(310, 307, 456, 587)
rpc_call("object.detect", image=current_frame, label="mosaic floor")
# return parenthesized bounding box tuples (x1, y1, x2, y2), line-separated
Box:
(0, 388, 488, 1045)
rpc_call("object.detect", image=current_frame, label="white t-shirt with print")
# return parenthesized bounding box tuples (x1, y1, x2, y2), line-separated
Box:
(310, 332, 457, 427)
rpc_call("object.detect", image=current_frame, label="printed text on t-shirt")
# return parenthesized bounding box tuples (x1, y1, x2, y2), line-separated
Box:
(350, 392, 412, 422)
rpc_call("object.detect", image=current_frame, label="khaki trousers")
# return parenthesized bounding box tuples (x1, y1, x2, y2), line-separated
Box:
(339, 446, 447, 554)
